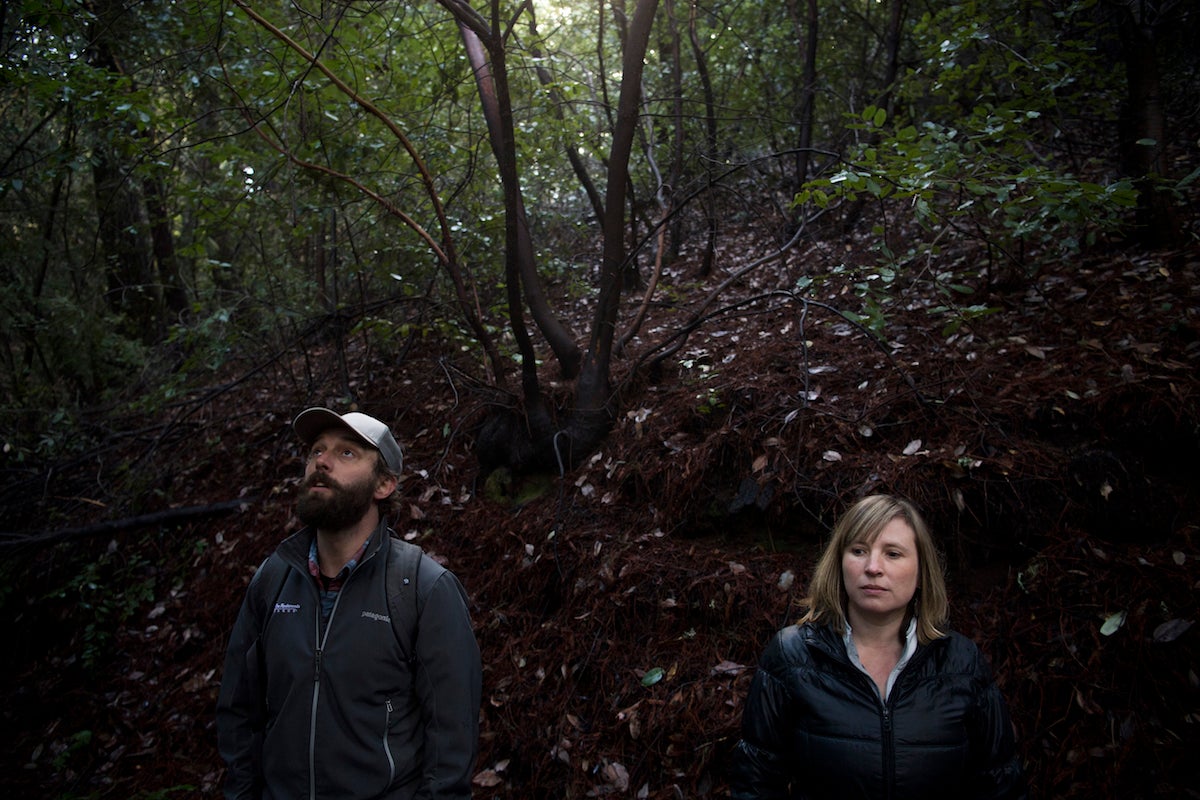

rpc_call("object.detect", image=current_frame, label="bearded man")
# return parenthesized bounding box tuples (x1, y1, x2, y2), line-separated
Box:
(216, 408, 481, 799)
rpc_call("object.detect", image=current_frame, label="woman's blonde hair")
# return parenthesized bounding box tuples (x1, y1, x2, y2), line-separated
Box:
(799, 494, 949, 644)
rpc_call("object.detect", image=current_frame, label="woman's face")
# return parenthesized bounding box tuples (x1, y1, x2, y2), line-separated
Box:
(841, 516, 920, 628)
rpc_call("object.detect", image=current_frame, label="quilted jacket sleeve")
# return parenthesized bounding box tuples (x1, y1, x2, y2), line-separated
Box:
(967, 649, 1027, 800)
(215, 560, 273, 800)
(728, 631, 794, 800)
(413, 567, 483, 800)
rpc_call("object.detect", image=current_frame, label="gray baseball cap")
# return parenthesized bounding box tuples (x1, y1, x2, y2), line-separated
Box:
(293, 407, 403, 474)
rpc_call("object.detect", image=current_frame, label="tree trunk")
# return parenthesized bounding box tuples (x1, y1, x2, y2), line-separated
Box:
(478, 0, 661, 474)
(85, 6, 162, 340)
(589, 0, 660, 374)
(687, 0, 718, 277)
(1113, 1, 1180, 247)
(143, 172, 189, 321)
(92, 144, 161, 339)
(788, 0, 820, 190)
(881, 0, 904, 120)
(665, 0, 685, 262)
(455, 18, 582, 379)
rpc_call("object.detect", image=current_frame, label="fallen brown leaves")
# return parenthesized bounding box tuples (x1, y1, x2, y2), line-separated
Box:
(3, 235, 1199, 799)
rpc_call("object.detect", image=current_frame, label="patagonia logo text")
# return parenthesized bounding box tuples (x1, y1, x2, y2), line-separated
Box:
(273, 602, 301, 614)
(361, 611, 390, 624)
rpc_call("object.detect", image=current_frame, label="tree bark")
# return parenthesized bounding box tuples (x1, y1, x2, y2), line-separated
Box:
(479, 0, 662, 474)
(687, 0, 718, 277)
(454, 16, 583, 379)
(788, 0, 820, 191)
(1113, 0, 1181, 247)
(143, 172, 189, 321)
(588, 0, 660, 375)
(663, 0, 683, 263)
(86, 0, 164, 341)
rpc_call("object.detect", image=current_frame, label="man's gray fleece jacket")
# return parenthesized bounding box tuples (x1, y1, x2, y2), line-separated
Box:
(216, 520, 482, 799)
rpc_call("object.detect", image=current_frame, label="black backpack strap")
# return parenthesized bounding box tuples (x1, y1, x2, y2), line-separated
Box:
(385, 536, 437, 663)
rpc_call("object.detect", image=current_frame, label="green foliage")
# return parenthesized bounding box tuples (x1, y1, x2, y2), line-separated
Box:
(0, 294, 148, 460)
(50, 729, 93, 773)
(47, 549, 157, 670)
(797, 99, 1138, 268)
(791, 0, 1148, 335)
(695, 386, 725, 416)
(0, 0, 1188, 468)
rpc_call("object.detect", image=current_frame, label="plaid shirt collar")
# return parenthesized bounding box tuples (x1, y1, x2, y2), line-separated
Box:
(308, 534, 371, 590)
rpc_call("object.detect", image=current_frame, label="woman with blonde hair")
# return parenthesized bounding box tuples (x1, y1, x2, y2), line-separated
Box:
(729, 494, 1024, 799)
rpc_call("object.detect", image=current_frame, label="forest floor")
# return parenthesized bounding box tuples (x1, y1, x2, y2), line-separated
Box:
(2, 210, 1199, 799)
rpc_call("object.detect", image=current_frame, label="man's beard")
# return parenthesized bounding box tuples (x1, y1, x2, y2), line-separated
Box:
(296, 471, 378, 532)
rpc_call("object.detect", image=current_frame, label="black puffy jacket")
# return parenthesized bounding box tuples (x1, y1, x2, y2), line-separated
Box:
(729, 622, 1024, 800)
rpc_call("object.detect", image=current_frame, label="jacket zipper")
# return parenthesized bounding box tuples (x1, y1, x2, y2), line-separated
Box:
(878, 646, 933, 800)
(308, 593, 325, 800)
(881, 701, 894, 800)
(383, 699, 396, 783)
(811, 629, 935, 800)
(307, 542, 380, 800)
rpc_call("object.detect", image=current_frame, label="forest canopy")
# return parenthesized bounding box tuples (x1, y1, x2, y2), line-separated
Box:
(3, 0, 1194, 468)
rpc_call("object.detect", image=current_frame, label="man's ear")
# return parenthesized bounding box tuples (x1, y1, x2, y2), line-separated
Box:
(373, 470, 398, 501)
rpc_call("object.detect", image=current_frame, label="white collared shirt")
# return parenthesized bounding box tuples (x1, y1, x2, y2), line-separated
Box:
(843, 616, 919, 702)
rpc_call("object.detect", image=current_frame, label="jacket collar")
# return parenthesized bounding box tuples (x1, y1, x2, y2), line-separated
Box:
(801, 621, 850, 663)
(276, 516, 392, 570)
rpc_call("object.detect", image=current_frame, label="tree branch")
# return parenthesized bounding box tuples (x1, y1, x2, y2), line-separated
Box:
(0, 499, 257, 551)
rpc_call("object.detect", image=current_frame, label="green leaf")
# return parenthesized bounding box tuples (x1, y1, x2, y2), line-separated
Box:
(1177, 166, 1200, 190)
(1100, 610, 1127, 636)
(641, 667, 665, 686)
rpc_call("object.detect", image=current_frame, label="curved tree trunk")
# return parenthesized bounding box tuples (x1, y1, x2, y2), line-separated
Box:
(587, 0, 660, 379)
(479, 0, 661, 475)
(455, 18, 583, 379)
